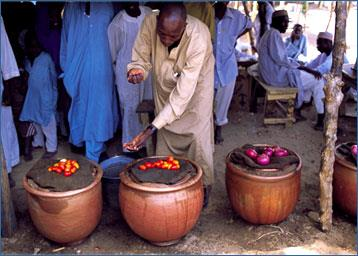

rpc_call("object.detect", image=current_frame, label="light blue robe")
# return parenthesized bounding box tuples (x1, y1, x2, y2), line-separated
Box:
(20, 52, 57, 126)
(285, 35, 307, 60)
(60, 3, 118, 151)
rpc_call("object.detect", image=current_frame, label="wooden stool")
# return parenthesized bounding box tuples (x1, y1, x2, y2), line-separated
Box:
(248, 65, 298, 127)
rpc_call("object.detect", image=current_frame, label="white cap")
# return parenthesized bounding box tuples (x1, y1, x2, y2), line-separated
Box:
(318, 32, 333, 41)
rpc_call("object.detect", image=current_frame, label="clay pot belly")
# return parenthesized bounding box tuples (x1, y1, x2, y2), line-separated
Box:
(23, 167, 103, 244)
(225, 146, 302, 225)
(333, 145, 357, 217)
(119, 157, 203, 246)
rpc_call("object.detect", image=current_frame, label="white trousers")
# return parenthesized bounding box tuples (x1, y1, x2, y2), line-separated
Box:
(299, 70, 325, 114)
(1, 106, 20, 173)
(32, 114, 57, 152)
(214, 80, 236, 126)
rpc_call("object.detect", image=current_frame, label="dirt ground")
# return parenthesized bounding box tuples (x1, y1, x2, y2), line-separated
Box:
(2, 101, 357, 255)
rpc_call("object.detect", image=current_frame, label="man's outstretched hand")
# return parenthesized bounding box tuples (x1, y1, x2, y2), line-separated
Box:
(123, 128, 152, 151)
(127, 68, 144, 84)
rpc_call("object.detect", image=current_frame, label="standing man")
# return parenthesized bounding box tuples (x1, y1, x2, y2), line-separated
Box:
(213, 2, 252, 144)
(108, 2, 152, 153)
(258, 10, 325, 130)
(124, 3, 215, 206)
(60, 2, 118, 162)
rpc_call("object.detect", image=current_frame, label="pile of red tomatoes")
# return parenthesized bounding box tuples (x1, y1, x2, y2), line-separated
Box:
(245, 146, 289, 166)
(138, 156, 181, 171)
(47, 159, 80, 177)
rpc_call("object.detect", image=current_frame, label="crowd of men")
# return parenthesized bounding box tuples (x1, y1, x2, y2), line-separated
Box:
(1, 2, 349, 205)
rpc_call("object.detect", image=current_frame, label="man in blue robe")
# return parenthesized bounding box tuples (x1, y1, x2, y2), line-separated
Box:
(60, 2, 118, 162)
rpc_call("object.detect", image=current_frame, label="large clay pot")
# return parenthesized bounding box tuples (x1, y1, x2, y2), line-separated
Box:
(333, 144, 357, 217)
(23, 164, 103, 244)
(119, 156, 203, 246)
(226, 146, 301, 224)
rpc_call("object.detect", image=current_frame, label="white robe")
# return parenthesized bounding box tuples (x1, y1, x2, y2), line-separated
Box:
(108, 6, 152, 147)
(258, 28, 325, 114)
(1, 17, 20, 173)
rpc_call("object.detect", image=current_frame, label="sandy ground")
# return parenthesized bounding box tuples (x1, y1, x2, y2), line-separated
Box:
(2, 101, 356, 255)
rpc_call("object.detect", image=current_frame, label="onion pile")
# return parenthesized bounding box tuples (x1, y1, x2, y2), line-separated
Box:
(245, 146, 289, 166)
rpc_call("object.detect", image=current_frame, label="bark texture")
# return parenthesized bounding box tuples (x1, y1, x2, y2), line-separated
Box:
(319, 1, 347, 232)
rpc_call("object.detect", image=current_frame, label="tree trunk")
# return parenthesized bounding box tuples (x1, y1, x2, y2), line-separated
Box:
(319, 1, 347, 232)
(1, 149, 17, 237)
(242, 1, 256, 54)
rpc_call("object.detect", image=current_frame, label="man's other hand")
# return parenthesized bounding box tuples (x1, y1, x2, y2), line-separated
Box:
(127, 68, 144, 84)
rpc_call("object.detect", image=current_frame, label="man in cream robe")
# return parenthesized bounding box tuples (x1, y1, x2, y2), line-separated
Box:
(124, 4, 215, 191)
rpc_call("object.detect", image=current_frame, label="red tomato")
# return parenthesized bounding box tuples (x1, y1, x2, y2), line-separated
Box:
(145, 162, 152, 168)
(70, 167, 77, 173)
(54, 167, 62, 174)
(64, 171, 72, 177)
(171, 165, 179, 170)
(139, 165, 147, 171)
(167, 156, 174, 162)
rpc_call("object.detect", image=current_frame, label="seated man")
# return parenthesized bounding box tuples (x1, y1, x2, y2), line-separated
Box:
(285, 24, 307, 61)
(299, 32, 348, 81)
(258, 10, 325, 130)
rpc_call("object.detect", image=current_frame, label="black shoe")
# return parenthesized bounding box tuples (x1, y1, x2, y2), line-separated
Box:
(23, 153, 33, 162)
(42, 151, 57, 159)
(314, 113, 325, 131)
(203, 185, 212, 208)
(314, 123, 324, 131)
(294, 109, 307, 122)
(8, 173, 15, 188)
(214, 125, 224, 145)
(70, 144, 85, 155)
(24, 137, 33, 161)
(98, 151, 109, 163)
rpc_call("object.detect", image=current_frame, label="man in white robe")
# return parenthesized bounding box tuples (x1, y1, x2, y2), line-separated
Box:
(258, 10, 325, 130)
(108, 3, 152, 152)
(124, 3, 215, 207)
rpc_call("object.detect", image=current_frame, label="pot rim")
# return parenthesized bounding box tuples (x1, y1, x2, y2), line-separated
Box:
(119, 156, 203, 193)
(22, 161, 103, 198)
(335, 143, 357, 171)
(226, 144, 302, 182)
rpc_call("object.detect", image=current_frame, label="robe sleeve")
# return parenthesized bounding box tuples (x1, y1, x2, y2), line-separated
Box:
(107, 14, 124, 67)
(1, 18, 19, 80)
(127, 14, 153, 80)
(301, 36, 307, 56)
(152, 32, 208, 129)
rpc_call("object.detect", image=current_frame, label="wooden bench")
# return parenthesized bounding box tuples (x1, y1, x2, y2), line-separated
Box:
(247, 64, 298, 127)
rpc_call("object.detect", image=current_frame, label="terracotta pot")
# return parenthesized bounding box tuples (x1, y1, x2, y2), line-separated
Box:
(23, 164, 103, 244)
(226, 145, 301, 224)
(119, 156, 203, 246)
(333, 144, 357, 217)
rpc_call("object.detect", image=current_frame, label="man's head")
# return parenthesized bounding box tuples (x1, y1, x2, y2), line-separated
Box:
(24, 30, 41, 60)
(291, 24, 303, 40)
(157, 3, 187, 47)
(271, 10, 289, 33)
(213, 1, 228, 20)
(123, 2, 140, 17)
(317, 32, 333, 53)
